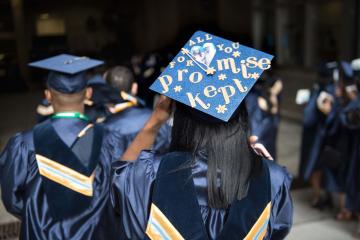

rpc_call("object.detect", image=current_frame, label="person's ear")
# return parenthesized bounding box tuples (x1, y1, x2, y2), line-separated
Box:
(131, 82, 138, 96)
(85, 87, 93, 100)
(45, 89, 52, 103)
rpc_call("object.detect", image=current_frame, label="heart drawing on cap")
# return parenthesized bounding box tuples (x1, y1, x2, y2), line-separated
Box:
(190, 43, 216, 66)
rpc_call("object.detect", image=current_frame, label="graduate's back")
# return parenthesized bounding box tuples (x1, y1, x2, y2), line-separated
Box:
(111, 103, 293, 240)
(111, 31, 292, 239)
(0, 118, 124, 239)
(0, 54, 124, 239)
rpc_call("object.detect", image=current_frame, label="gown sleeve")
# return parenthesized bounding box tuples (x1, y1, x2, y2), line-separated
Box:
(267, 161, 293, 240)
(0, 133, 30, 218)
(153, 122, 172, 154)
(102, 130, 130, 163)
(110, 150, 161, 239)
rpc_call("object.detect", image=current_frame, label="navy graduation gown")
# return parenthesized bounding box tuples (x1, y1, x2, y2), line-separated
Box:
(321, 98, 353, 193)
(111, 151, 293, 240)
(103, 107, 172, 154)
(298, 84, 335, 180)
(246, 91, 280, 160)
(0, 118, 125, 239)
(342, 98, 360, 211)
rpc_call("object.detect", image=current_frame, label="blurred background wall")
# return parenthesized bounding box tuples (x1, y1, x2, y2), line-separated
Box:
(0, 0, 359, 92)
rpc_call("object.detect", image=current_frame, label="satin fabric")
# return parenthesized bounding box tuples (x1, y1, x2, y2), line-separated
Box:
(111, 151, 293, 240)
(103, 107, 172, 154)
(246, 90, 280, 160)
(0, 118, 125, 239)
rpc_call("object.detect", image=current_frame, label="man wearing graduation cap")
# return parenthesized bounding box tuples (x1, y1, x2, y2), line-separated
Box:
(0, 54, 124, 239)
(34, 69, 114, 124)
(111, 31, 293, 240)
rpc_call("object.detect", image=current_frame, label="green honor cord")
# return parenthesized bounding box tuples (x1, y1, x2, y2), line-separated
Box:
(51, 112, 89, 121)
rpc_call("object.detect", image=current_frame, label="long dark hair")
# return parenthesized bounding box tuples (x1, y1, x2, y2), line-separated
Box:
(170, 103, 261, 209)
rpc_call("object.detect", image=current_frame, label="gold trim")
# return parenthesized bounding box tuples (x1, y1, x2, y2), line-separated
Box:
(78, 124, 94, 138)
(112, 102, 135, 114)
(244, 202, 271, 240)
(36, 154, 95, 196)
(146, 203, 184, 240)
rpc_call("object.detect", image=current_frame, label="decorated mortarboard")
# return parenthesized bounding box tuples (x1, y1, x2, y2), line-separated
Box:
(150, 31, 273, 122)
(29, 54, 104, 93)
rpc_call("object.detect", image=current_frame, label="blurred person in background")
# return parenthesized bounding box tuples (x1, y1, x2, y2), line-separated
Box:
(299, 62, 337, 209)
(246, 71, 283, 160)
(135, 53, 169, 108)
(344, 58, 360, 238)
(320, 61, 357, 220)
(103, 65, 171, 153)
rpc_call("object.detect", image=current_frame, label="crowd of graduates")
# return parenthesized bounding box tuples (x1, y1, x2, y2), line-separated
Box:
(35, 51, 283, 161)
(0, 32, 293, 240)
(299, 59, 360, 238)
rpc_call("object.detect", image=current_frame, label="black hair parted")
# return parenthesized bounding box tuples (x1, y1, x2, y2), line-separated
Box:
(170, 103, 262, 209)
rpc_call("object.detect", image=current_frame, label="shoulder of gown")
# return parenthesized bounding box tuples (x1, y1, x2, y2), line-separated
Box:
(263, 159, 292, 198)
(100, 127, 133, 163)
(110, 150, 161, 239)
(102, 108, 171, 154)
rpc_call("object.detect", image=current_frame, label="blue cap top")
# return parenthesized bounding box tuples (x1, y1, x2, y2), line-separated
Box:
(29, 54, 104, 93)
(150, 31, 273, 122)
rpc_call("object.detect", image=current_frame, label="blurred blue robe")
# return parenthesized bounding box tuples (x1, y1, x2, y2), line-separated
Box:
(321, 98, 353, 193)
(299, 84, 334, 180)
(0, 117, 125, 239)
(246, 90, 280, 160)
(111, 151, 293, 240)
(342, 98, 360, 211)
(103, 107, 172, 154)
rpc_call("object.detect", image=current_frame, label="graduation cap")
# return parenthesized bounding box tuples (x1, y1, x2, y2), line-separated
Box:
(29, 54, 104, 93)
(150, 31, 273, 122)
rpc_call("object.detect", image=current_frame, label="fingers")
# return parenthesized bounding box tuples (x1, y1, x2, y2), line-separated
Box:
(251, 143, 274, 160)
